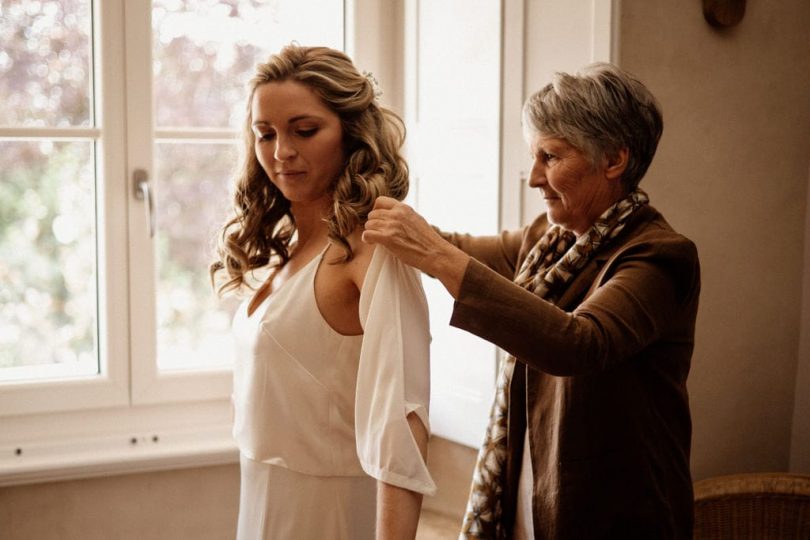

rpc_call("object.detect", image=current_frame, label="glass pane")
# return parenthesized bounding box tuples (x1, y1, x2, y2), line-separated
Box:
(151, 0, 345, 373)
(412, 0, 501, 444)
(0, 141, 98, 382)
(155, 142, 240, 371)
(0, 0, 93, 127)
(416, 0, 500, 235)
(152, 0, 344, 129)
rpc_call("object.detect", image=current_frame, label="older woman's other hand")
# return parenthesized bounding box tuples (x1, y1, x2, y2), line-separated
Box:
(362, 197, 469, 298)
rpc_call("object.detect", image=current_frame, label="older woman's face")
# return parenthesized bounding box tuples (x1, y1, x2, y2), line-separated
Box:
(527, 134, 622, 235)
(251, 80, 345, 207)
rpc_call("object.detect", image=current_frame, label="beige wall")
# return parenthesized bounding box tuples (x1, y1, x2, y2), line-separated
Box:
(523, 0, 810, 478)
(0, 438, 475, 540)
(0, 465, 240, 540)
(619, 0, 810, 478)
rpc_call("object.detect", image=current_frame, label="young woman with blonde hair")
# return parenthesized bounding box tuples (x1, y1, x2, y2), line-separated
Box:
(211, 45, 435, 539)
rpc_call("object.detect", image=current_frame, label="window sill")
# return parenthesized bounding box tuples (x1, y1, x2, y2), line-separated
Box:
(0, 398, 238, 487)
(0, 423, 238, 487)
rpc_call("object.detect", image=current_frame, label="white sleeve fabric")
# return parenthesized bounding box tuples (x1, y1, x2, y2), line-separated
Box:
(355, 246, 437, 496)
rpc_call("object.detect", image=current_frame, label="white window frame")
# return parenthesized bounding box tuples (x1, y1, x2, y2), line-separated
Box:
(399, 0, 620, 447)
(124, 0, 236, 405)
(400, 0, 505, 447)
(0, 0, 130, 418)
(0, 0, 621, 487)
(0, 0, 347, 486)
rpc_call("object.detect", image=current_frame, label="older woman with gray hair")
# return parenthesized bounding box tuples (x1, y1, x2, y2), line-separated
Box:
(363, 63, 700, 538)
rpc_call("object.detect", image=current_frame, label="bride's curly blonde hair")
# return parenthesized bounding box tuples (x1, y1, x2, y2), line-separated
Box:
(210, 45, 409, 296)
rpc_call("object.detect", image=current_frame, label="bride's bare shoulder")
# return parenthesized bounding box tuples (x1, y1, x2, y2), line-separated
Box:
(326, 226, 376, 288)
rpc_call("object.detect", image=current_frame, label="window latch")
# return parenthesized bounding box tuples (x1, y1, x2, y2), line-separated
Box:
(133, 168, 155, 238)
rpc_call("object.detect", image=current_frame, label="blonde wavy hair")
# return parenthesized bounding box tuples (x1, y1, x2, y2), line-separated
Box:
(210, 45, 409, 296)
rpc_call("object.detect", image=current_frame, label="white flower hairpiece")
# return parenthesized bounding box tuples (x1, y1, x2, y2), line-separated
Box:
(363, 71, 383, 101)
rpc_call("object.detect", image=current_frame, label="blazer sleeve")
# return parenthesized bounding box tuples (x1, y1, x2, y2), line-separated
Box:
(355, 246, 437, 495)
(438, 228, 526, 280)
(450, 234, 701, 377)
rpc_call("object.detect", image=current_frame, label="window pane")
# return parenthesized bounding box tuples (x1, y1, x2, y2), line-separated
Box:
(0, 0, 92, 127)
(416, 0, 500, 235)
(152, 0, 344, 129)
(154, 142, 239, 371)
(150, 0, 345, 373)
(0, 141, 98, 382)
(411, 0, 501, 445)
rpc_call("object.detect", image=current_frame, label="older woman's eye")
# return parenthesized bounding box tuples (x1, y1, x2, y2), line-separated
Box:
(531, 151, 555, 162)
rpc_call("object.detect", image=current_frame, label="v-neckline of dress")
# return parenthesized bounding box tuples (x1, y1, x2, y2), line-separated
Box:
(246, 243, 330, 319)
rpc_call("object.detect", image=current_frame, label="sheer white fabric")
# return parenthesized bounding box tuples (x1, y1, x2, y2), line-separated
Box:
(513, 428, 535, 540)
(356, 245, 435, 494)
(232, 245, 434, 539)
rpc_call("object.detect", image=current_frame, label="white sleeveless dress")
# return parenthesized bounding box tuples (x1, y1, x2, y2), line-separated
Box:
(231, 245, 436, 539)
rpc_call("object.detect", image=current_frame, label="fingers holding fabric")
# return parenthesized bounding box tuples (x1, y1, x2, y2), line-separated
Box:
(362, 197, 469, 298)
(363, 197, 440, 271)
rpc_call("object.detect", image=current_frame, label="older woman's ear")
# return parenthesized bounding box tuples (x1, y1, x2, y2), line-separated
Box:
(605, 147, 630, 181)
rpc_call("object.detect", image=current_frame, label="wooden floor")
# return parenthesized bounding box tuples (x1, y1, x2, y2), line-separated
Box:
(416, 510, 460, 539)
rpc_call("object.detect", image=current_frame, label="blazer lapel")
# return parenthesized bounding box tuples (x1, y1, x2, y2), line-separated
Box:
(556, 205, 657, 310)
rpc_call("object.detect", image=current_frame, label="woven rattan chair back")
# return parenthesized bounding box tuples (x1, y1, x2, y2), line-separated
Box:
(693, 472, 810, 539)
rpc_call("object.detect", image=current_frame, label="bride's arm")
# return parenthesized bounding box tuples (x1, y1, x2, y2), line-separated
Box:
(376, 413, 429, 539)
(348, 230, 436, 539)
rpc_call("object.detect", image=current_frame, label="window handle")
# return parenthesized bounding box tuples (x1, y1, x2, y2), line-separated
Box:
(133, 168, 155, 238)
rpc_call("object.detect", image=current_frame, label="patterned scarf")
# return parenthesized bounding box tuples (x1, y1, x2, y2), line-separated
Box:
(460, 188, 649, 539)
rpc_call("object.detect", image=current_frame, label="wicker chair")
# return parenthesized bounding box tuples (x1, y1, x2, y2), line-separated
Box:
(693, 472, 810, 539)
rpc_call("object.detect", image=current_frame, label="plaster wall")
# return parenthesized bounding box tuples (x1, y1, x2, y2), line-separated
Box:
(524, 0, 810, 479)
(618, 0, 810, 478)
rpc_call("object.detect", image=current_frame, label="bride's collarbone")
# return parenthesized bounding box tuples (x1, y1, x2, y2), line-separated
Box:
(246, 248, 321, 316)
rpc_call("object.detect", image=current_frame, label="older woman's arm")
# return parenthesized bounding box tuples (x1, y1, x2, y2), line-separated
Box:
(363, 197, 529, 296)
(451, 235, 700, 376)
(363, 197, 700, 377)
(436, 228, 525, 279)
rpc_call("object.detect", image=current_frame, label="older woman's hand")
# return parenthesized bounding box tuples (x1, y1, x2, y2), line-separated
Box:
(362, 196, 469, 298)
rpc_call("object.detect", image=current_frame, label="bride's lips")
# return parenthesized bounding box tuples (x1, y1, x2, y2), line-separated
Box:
(276, 170, 305, 179)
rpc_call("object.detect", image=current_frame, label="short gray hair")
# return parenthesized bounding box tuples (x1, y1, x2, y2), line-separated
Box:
(522, 62, 663, 190)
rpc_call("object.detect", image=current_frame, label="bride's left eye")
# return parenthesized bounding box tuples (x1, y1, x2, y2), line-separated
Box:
(297, 128, 318, 138)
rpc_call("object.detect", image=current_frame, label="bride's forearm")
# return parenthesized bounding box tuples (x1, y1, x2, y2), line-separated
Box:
(375, 413, 429, 540)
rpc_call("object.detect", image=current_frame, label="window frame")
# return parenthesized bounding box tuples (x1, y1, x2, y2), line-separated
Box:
(1, 0, 620, 486)
(124, 0, 236, 405)
(400, 0, 505, 447)
(0, 0, 130, 417)
(1, 0, 345, 485)
(0, 0, 236, 487)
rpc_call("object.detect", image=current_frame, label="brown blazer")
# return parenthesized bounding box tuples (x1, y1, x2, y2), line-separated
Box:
(445, 205, 700, 539)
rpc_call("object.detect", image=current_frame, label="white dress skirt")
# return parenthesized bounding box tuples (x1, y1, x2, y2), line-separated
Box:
(231, 245, 436, 539)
